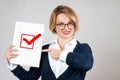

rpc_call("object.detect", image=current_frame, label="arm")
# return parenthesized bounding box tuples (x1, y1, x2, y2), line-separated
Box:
(6, 45, 41, 80)
(11, 65, 41, 80)
(66, 43, 94, 71)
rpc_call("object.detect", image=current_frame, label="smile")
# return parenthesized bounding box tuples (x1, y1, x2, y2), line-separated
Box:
(62, 31, 70, 35)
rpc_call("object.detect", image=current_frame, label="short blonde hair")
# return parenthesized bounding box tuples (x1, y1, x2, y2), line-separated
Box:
(49, 5, 79, 33)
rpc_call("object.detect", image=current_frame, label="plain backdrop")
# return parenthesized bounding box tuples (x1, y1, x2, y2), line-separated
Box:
(0, 0, 120, 80)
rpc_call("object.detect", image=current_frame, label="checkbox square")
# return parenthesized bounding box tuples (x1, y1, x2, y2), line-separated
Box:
(20, 34, 34, 49)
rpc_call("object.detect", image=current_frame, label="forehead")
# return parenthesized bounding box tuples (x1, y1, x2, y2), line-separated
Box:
(56, 13, 71, 23)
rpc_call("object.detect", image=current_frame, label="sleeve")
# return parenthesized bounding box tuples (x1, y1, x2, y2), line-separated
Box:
(10, 44, 49, 80)
(7, 63, 18, 70)
(11, 65, 41, 80)
(66, 43, 94, 71)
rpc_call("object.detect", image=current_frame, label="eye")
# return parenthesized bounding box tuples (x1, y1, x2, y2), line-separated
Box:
(68, 22, 74, 26)
(56, 23, 64, 26)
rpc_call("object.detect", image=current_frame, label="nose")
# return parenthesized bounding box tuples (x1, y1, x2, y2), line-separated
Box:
(64, 24, 69, 30)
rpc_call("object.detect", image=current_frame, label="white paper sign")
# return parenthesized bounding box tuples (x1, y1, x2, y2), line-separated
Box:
(10, 22, 44, 67)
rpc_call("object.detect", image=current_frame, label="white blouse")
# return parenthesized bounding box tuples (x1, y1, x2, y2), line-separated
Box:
(48, 38, 77, 78)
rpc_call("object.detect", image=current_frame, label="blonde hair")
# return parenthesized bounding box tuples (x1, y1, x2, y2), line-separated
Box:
(49, 5, 79, 33)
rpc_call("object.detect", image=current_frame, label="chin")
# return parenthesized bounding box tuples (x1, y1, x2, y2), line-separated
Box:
(62, 35, 72, 39)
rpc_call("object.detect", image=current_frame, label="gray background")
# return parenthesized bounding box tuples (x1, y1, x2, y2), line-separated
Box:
(0, 0, 120, 80)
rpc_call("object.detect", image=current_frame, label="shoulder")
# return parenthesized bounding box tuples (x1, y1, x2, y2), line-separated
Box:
(42, 44, 50, 49)
(41, 44, 50, 61)
(75, 41, 92, 52)
(76, 41, 91, 47)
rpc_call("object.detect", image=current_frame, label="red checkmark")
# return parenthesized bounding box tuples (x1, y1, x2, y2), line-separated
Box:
(23, 33, 41, 45)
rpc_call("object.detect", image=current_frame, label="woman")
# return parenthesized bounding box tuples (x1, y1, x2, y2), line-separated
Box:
(6, 5, 94, 80)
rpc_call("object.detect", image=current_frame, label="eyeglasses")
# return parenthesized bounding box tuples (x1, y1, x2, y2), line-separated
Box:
(56, 21, 75, 30)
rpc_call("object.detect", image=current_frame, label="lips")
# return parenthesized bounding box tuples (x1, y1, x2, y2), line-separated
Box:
(62, 31, 70, 35)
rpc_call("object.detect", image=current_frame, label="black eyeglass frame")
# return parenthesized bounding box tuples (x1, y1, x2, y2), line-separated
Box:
(56, 21, 75, 30)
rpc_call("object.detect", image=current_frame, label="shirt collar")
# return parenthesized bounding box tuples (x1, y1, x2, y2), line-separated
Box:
(50, 38, 77, 47)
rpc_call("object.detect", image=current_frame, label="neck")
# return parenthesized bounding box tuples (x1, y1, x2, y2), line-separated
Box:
(57, 36, 73, 50)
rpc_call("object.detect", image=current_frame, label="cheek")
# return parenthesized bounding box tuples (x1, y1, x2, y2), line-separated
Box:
(71, 29, 75, 34)
(55, 28, 61, 34)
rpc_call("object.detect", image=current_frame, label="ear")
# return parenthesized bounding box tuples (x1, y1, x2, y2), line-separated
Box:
(55, 27, 57, 32)
(53, 27, 56, 33)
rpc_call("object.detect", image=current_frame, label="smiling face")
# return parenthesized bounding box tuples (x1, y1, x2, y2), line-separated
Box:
(55, 13, 75, 39)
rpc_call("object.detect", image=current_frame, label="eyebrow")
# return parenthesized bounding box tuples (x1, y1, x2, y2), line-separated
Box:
(56, 20, 72, 24)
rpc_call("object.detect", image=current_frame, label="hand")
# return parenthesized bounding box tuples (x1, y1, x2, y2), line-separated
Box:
(6, 45, 19, 64)
(41, 48, 62, 60)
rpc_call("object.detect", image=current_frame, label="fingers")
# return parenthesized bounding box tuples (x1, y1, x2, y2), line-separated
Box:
(41, 49, 51, 52)
(9, 45, 15, 49)
(7, 45, 18, 52)
(6, 45, 19, 64)
(9, 53, 19, 58)
(9, 49, 18, 52)
(6, 53, 19, 64)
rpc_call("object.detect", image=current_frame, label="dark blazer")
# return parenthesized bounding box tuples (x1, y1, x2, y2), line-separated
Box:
(12, 41, 94, 80)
